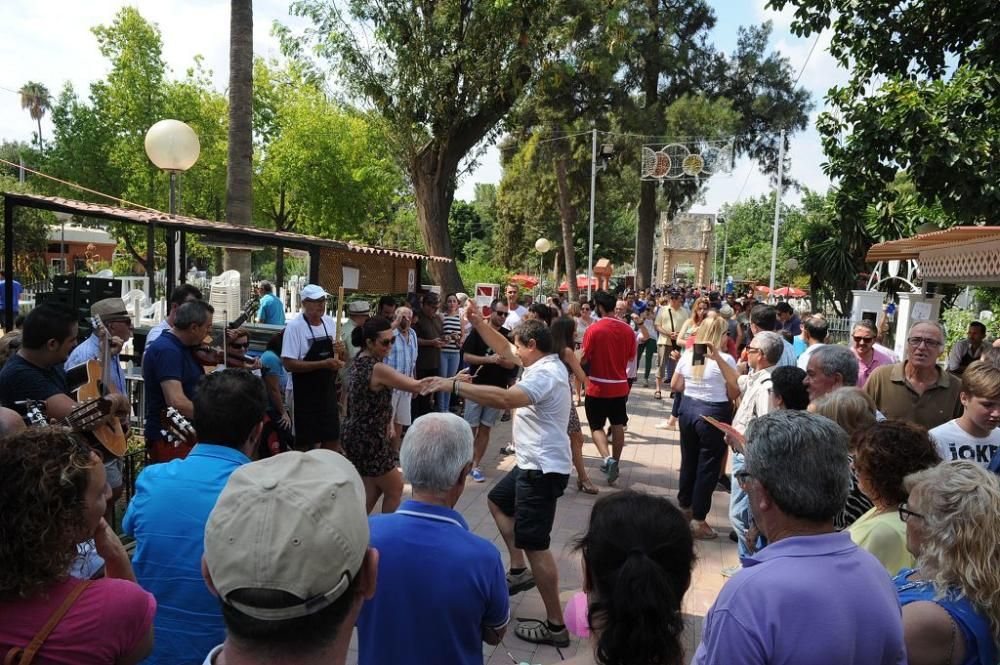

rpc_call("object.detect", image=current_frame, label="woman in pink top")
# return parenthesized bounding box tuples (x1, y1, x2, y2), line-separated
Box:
(0, 429, 155, 664)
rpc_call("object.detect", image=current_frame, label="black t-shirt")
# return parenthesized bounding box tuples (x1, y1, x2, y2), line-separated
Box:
(0, 353, 70, 408)
(462, 326, 517, 389)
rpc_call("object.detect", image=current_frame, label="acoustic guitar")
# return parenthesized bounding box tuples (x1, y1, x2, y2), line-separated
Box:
(64, 316, 128, 457)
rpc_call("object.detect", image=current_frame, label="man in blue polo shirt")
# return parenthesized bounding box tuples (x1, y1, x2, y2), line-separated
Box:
(255, 280, 285, 325)
(123, 370, 267, 665)
(357, 413, 509, 665)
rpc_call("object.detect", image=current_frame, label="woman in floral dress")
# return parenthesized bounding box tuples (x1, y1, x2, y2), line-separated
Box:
(342, 316, 454, 514)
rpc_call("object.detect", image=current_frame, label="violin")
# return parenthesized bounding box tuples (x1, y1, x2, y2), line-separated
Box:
(190, 295, 260, 369)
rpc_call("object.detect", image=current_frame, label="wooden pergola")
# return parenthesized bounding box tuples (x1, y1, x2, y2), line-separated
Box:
(2, 192, 450, 330)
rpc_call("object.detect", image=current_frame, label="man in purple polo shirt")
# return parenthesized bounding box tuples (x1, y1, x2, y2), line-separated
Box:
(694, 410, 906, 665)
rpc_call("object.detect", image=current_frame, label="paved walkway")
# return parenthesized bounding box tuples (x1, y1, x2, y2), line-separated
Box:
(347, 381, 739, 664)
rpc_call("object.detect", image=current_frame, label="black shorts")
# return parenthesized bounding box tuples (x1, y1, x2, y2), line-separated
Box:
(584, 395, 629, 431)
(487, 466, 568, 551)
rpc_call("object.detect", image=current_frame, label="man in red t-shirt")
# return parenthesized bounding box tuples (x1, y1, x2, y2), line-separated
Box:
(581, 290, 637, 484)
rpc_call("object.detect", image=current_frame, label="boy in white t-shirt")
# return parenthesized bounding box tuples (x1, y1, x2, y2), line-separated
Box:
(929, 360, 1000, 468)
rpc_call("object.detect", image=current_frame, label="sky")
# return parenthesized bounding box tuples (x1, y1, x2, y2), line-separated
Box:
(0, 0, 850, 212)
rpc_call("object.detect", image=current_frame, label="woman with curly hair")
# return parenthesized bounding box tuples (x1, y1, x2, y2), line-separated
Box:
(895, 462, 1000, 665)
(848, 421, 941, 573)
(0, 429, 155, 664)
(563, 491, 695, 665)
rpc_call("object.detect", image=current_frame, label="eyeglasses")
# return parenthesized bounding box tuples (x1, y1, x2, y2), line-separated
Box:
(581, 306, 591, 310)
(907, 337, 943, 349)
(734, 470, 753, 487)
(377, 337, 394, 347)
(898, 503, 924, 522)
(229, 342, 249, 350)
(493, 311, 509, 317)
(852, 336, 874, 344)
(746, 347, 761, 354)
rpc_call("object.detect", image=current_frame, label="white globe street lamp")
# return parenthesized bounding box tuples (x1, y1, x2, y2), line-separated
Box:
(144, 119, 200, 298)
(535, 237, 551, 298)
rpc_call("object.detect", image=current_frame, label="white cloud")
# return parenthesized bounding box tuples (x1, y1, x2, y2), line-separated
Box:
(0, 1, 308, 151)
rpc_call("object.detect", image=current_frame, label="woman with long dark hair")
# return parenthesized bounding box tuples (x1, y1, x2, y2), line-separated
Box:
(564, 491, 695, 665)
(342, 316, 454, 513)
(551, 316, 598, 493)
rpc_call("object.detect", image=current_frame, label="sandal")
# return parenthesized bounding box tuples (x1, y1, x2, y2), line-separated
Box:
(691, 521, 718, 540)
(577, 479, 599, 495)
(515, 619, 570, 647)
(654, 390, 662, 400)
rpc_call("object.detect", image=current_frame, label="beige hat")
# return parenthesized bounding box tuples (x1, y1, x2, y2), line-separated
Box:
(204, 449, 369, 621)
(91, 297, 130, 322)
(347, 300, 371, 315)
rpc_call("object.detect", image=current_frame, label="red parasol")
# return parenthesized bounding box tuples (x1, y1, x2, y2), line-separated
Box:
(558, 274, 599, 292)
(508, 274, 539, 289)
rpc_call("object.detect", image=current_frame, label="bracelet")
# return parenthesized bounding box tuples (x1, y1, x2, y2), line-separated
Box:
(452, 380, 458, 395)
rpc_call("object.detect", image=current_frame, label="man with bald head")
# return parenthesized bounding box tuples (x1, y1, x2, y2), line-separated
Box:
(0, 406, 25, 437)
(865, 320, 962, 429)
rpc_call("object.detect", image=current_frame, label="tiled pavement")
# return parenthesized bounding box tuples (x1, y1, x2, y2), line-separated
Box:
(346, 381, 738, 664)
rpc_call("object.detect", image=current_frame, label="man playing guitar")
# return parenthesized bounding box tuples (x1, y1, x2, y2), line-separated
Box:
(143, 300, 215, 462)
(0, 303, 130, 499)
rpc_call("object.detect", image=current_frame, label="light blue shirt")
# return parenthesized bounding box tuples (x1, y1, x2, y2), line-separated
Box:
(123, 444, 251, 665)
(388, 328, 418, 377)
(357, 500, 509, 665)
(65, 333, 126, 394)
(778, 338, 797, 368)
(257, 292, 285, 325)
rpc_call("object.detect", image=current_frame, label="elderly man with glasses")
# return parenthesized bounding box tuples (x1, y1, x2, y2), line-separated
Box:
(865, 320, 962, 430)
(694, 411, 907, 665)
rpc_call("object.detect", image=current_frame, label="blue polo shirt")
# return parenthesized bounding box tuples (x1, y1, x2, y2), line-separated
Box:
(123, 444, 251, 665)
(357, 500, 509, 665)
(257, 292, 285, 325)
(142, 329, 206, 442)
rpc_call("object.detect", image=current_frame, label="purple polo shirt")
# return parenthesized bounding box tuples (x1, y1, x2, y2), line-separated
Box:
(856, 346, 894, 387)
(694, 531, 906, 665)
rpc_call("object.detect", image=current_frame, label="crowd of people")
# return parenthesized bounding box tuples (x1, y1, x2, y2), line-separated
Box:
(0, 278, 999, 665)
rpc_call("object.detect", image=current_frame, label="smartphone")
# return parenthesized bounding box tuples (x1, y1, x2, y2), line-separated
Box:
(693, 343, 706, 366)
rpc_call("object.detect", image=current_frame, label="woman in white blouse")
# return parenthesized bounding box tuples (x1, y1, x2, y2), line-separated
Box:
(670, 316, 740, 540)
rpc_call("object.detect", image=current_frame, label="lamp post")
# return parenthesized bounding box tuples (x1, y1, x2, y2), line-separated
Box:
(535, 237, 551, 299)
(719, 216, 729, 291)
(144, 119, 200, 299)
(587, 131, 614, 299)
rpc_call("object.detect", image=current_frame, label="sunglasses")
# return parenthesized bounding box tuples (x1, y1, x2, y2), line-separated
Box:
(907, 336, 943, 349)
(493, 311, 509, 317)
(852, 336, 874, 344)
(377, 337, 394, 347)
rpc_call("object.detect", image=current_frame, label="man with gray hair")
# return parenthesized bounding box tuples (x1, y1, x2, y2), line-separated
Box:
(357, 413, 509, 665)
(694, 411, 906, 664)
(866, 319, 962, 429)
(724, 330, 784, 574)
(255, 280, 285, 325)
(803, 344, 859, 402)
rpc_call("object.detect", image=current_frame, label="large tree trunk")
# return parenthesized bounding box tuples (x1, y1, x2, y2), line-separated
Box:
(412, 151, 463, 294)
(553, 156, 579, 301)
(636, 180, 657, 289)
(225, 0, 253, 281)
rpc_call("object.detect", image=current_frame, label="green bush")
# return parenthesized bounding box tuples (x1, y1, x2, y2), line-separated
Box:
(457, 260, 509, 292)
(941, 306, 1000, 349)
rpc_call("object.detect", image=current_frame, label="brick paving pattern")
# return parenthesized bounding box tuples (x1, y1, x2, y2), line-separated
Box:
(346, 383, 738, 664)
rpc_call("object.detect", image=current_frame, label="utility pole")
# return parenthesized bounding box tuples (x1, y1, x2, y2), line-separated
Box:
(587, 128, 597, 300)
(768, 129, 785, 296)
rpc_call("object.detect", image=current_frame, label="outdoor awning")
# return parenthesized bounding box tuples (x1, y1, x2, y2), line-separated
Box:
(866, 225, 1000, 285)
(2, 192, 452, 262)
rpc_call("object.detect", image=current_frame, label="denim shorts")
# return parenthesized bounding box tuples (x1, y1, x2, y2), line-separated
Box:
(464, 399, 501, 428)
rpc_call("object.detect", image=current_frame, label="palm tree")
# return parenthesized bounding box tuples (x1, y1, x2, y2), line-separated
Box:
(225, 0, 253, 277)
(18, 81, 51, 153)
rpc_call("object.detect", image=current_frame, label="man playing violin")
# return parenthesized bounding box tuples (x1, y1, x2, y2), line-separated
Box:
(143, 300, 215, 462)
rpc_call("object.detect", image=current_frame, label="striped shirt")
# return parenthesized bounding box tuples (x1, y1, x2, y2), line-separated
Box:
(388, 328, 418, 377)
(442, 314, 462, 352)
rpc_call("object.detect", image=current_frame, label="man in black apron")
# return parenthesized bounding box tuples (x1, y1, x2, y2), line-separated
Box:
(281, 284, 345, 451)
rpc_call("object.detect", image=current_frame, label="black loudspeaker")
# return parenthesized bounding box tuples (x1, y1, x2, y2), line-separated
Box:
(75, 277, 122, 338)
